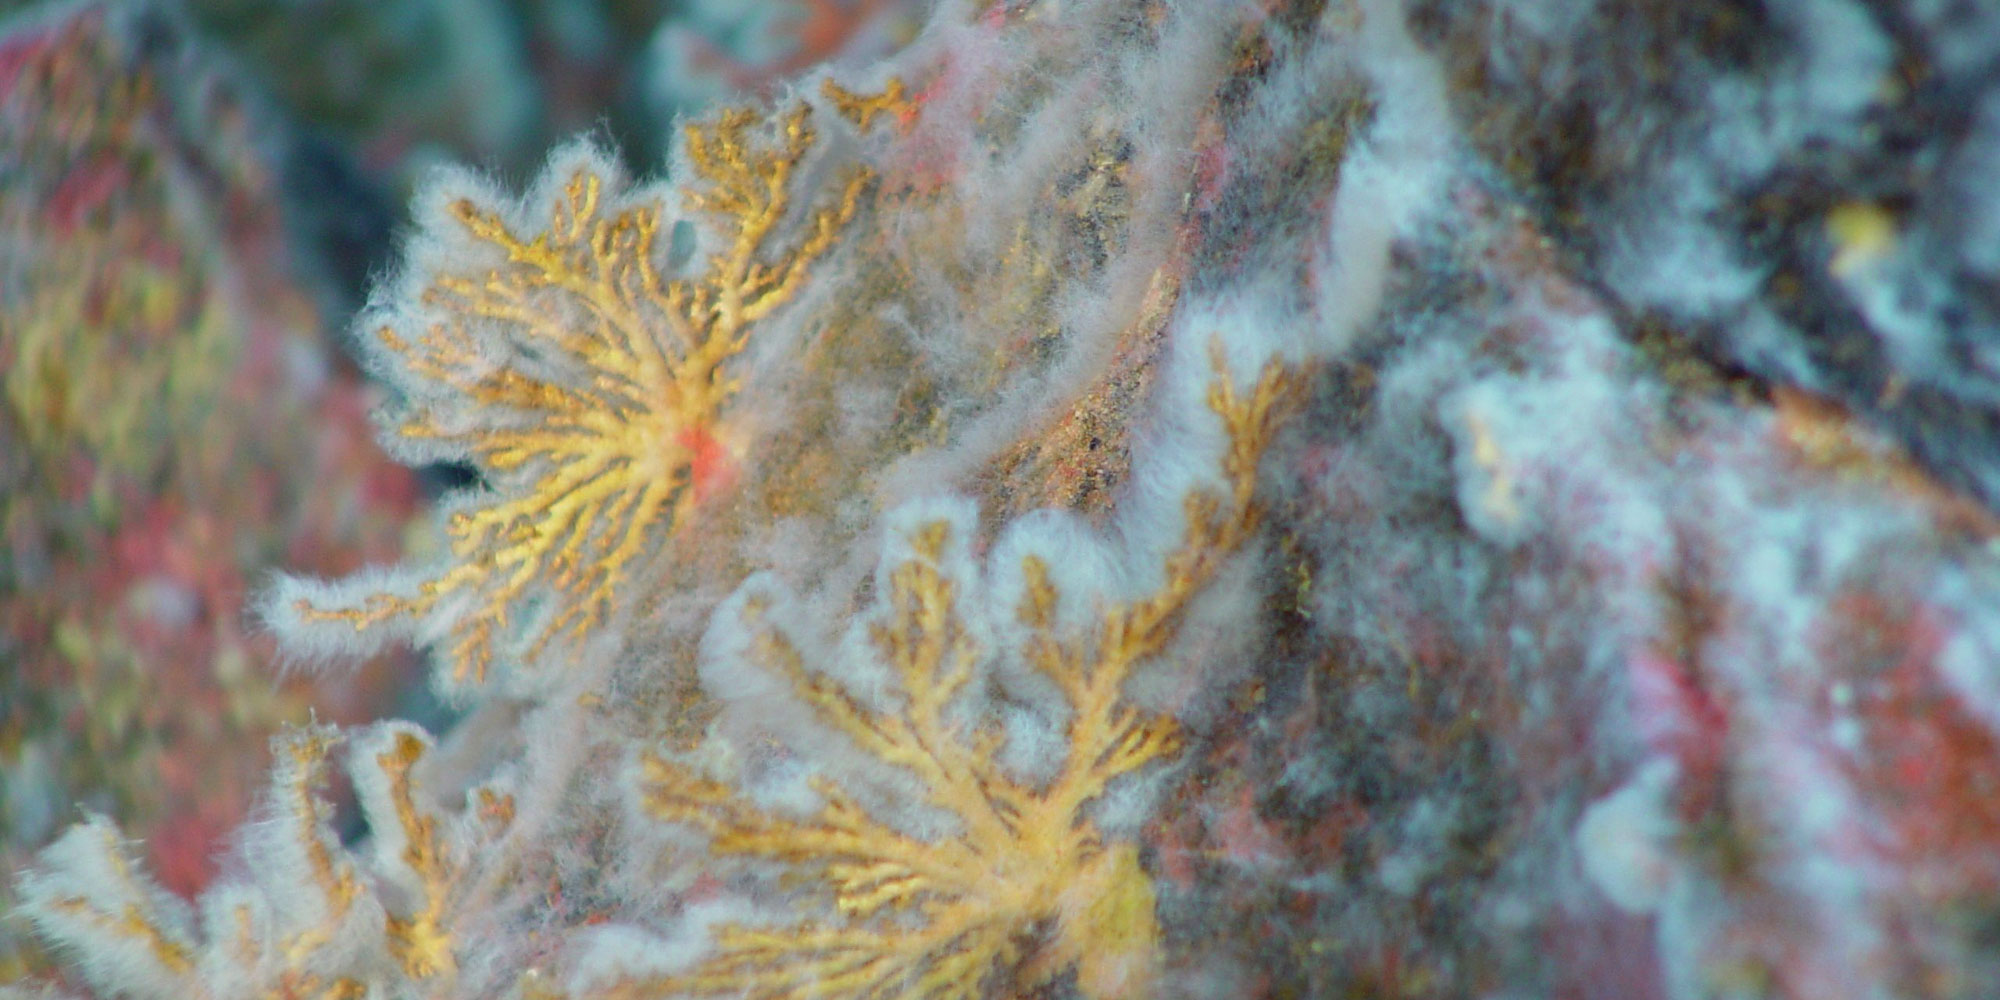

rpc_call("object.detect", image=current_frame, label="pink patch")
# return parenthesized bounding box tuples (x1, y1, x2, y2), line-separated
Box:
(1627, 648, 1729, 817)
(0, 34, 49, 102)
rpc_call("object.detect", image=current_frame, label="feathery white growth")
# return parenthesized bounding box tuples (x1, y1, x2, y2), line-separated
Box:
(269, 100, 871, 698)
(259, 565, 467, 666)
(1305, 0, 1457, 356)
(693, 498, 1000, 836)
(17, 817, 198, 1000)
(15, 721, 510, 1000)
(629, 486, 1250, 997)
(615, 325, 1294, 998)
(565, 900, 761, 993)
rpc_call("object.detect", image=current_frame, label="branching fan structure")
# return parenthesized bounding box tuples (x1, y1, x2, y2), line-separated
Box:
(294, 105, 868, 685)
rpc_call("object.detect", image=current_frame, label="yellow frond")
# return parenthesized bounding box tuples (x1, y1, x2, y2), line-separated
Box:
(617, 356, 1299, 1000)
(296, 104, 870, 685)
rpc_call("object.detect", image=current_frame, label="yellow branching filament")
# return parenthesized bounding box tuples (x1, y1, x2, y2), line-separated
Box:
(378, 730, 459, 980)
(45, 824, 197, 978)
(821, 77, 911, 130)
(35, 730, 355, 993)
(45, 898, 193, 976)
(627, 355, 1298, 1000)
(296, 104, 870, 684)
(272, 727, 363, 970)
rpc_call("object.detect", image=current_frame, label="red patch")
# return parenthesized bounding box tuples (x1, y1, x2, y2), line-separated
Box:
(1844, 606, 2000, 895)
(679, 424, 738, 504)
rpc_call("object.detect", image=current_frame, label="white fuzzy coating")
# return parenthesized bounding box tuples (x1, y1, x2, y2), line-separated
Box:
(1313, 0, 1457, 352)
(986, 505, 1129, 700)
(862, 502, 995, 798)
(12, 719, 490, 998)
(258, 567, 414, 666)
(345, 723, 454, 918)
(698, 571, 842, 757)
(16, 817, 199, 1000)
(1575, 759, 1684, 915)
(230, 744, 376, 965)
(563, 898, 764, 992)
(695, 498, 998, 838)
(191, 885, 282, 998)
(259, 479, 531, 704)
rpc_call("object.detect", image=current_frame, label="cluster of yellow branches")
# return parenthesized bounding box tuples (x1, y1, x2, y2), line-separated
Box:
(625, 353, 1297, 1000)
(295, 101, 872, 684)
(22, 724, 495, 999)
(22, 83, 1304, 1000)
